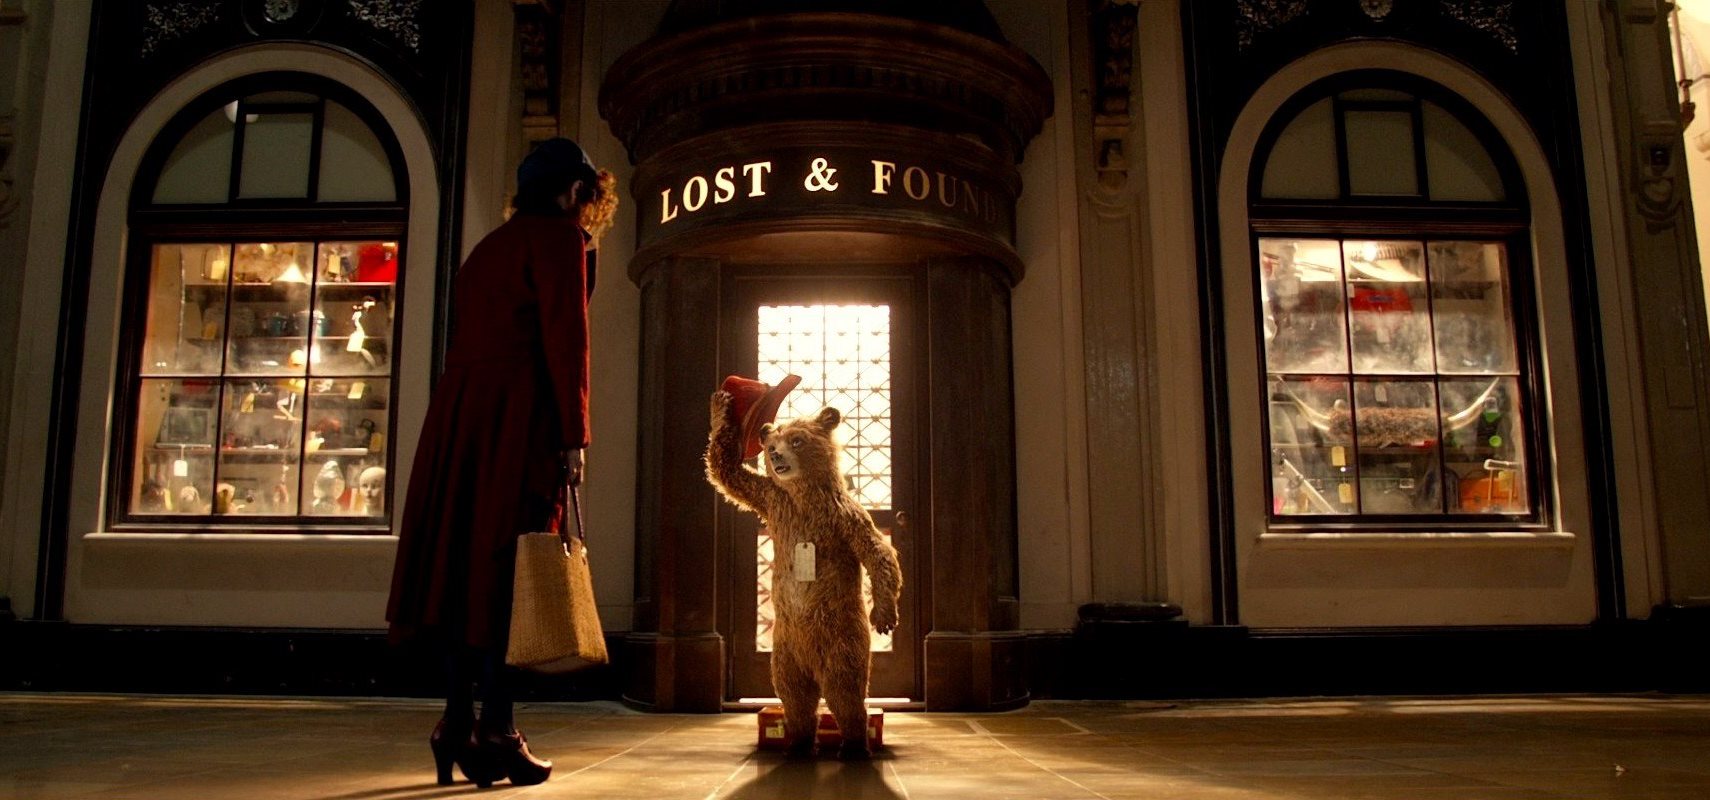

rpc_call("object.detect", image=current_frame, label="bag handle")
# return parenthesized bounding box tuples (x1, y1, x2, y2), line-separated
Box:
(568, 485, 587, 545)
(550, 484, 587, 549)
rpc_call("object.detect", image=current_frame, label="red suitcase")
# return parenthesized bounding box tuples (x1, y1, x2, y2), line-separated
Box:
(757, 705, 885, 749)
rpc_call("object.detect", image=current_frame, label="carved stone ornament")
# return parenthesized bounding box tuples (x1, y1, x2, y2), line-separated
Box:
(0, 109, 17, 229)
(1235, 0, 1311, 51)
(1440, 0, 1518, 53)
(265, 0, 301, 23)
(347, 0, 423, 52)
(1360, 0, 1395, 21)
(1091, 0, 1139, 191)
(1638, 175, 1681, 229)
(141, 0, 223, 56)
(1092, 0, 1138, 118)
(513, 0, 563, 145)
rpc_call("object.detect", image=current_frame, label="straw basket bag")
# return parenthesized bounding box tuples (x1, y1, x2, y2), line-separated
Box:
(506, 486, 608, 673)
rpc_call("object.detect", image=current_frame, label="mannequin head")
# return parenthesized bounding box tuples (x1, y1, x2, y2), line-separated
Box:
(313, 460, 346, 513)
(359, 466, 386, 515)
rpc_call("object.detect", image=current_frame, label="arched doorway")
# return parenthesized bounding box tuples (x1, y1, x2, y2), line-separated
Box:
(601, 3, 1051, 711)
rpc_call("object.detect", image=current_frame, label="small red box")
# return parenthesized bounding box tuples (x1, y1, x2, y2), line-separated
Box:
(757, 705, 884, 750)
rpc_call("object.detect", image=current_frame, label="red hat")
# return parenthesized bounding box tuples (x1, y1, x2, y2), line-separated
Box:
(721, 374, 803, 459)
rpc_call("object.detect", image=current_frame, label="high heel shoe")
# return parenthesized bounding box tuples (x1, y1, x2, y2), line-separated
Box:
(475, 726, 552, 787)
(429, 717, 499, 786)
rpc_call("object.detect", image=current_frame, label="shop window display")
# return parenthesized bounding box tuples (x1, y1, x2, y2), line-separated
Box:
(120, 76, 405, 527)
(130, 240, 397, 520)
(1260, 237, 1530, 518)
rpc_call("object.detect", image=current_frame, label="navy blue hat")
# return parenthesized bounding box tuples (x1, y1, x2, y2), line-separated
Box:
(517, 137, 597, 200)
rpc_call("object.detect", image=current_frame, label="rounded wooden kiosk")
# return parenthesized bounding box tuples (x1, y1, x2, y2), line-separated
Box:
(600, 0, 1052, 712)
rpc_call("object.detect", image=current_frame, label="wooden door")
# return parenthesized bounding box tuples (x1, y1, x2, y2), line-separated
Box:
(720, 265, 922, 701)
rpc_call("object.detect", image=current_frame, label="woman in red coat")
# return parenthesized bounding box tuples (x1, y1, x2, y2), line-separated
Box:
(387, 138, 609, 788)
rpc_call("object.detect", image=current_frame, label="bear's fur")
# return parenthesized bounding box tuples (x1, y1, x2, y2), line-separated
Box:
(707, 390, 903, 759)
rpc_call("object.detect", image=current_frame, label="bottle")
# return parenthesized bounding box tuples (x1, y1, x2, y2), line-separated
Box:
(1475, 395, 1503, 450)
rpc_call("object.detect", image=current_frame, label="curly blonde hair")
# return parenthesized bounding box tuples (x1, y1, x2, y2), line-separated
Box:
(579, 169, 620, 242)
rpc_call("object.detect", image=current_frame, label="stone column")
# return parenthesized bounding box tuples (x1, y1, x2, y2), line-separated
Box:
(1072, 0, 1180, 617)
(624, 257, 726, 712)
(921, 256, 1027, 710)
(1604, 3, 1710, 614)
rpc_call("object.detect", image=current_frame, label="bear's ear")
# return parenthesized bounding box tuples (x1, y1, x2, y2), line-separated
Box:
(814, 407, 842, 432)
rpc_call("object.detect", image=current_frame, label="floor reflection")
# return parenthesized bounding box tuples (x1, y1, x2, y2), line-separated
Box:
(718, 756, 905, 800)
(4, 694, 1710, 799)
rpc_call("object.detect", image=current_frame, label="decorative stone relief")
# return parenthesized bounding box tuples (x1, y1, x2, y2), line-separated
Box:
(264, 0, 302, 23)
(1359, 0, 1395, 21)
(1091, 0, 1139, 191)
(1638, 174, 1681, 229)
(1440, 0, 1518, 53)
(513, 0, 561, 144)
(141, 0, 222, 56)
(1235, 0, 1310, 51)
(347, 0, 423, 52)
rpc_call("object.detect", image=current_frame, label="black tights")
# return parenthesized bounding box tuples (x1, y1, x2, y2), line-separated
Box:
(444, 646, 515, 734)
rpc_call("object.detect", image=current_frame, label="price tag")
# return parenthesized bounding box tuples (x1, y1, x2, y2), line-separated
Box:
(1375, 383, 1389, 403)
(793, 542, 816, 582)
(1331, 446, 1346, 467)
(348, 381, 366, 400)
(1338, 482, 1354, 505)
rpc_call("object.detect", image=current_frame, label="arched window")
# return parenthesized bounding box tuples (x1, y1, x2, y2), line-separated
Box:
(116, 73, 406, 527)
(1250, 73, 1545, 523)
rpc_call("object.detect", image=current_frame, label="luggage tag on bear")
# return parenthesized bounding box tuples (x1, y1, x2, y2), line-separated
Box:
(793, 542, 816, 582)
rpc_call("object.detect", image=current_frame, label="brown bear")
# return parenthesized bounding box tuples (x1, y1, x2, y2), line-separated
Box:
(707, 390, 903, 759)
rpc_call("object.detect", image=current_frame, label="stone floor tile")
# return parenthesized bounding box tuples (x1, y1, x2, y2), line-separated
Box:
(5, 692, 1710, 799)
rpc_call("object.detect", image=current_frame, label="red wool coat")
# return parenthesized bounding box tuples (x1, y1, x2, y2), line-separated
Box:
(386, 212, 592, 651)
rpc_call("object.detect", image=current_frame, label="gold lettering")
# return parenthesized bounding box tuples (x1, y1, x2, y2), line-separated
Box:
(714, 167, 737, 204)
(937, 172, 958, 208)
(684, 176, 709, 211)
(660, 188, 680, 224)
(903, 166, 930, 201)
(872, 161, 896, 195)
(743, 161, 773, 197)
(960, 184, 980, 218)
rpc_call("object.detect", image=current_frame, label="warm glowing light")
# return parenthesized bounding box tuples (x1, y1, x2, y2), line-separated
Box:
(755, 304, 894, 654)
(274, 260, 308, 284)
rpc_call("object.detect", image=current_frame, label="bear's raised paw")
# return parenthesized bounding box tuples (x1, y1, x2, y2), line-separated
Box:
(710, 390, 733, 430)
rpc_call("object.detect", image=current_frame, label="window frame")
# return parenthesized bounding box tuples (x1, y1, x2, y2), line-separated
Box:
(109, 74, 409, 533)
(1247, 74, 1553, 532)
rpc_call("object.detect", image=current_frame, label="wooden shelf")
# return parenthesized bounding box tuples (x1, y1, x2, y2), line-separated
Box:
(184, 281, 393, 289)
(230, 335, 387, 340)
(218, 448, 296, 458)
